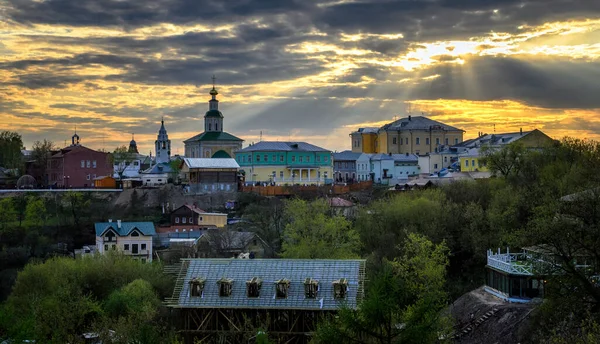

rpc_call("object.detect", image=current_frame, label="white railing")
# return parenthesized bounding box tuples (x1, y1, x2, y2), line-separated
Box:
(487, 249, 533, 275)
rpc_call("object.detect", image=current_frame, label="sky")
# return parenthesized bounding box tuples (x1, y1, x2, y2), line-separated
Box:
(1, 0, 600, 155)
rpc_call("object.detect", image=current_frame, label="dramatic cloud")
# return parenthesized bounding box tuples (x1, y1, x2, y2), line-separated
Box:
(1, 0, 599, 153)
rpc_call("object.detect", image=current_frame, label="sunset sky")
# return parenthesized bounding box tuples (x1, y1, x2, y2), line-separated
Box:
(1, 0, 600, 154)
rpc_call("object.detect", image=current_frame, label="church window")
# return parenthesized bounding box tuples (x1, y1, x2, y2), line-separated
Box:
(209, 123, 212, 131)
(215, 123, 218, 131)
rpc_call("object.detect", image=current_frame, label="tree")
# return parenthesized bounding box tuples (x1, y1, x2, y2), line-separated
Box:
(168, 159, 182, 184)
(112, 145, 137, 180)
(280, 198, 359, 259)
(240, 196, 286, 257)
(0, 131, 24, 169)
(24, 196, 47, 228)
(31, 139, 55, 187)
(314, 233, 451, 344)
(480, 142, 527, 178)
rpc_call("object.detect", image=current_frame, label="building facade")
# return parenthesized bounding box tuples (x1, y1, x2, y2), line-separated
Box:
(47, 133, 112, 188)
(181, 158, 240, 193)
(95, 220, 155, 262)
(332, 150, 362, 183)
(167, 204, 228, 231)
(392, 154, 420, 179)
(184, 84, 243, 159)
(235, 141, 334, 185)
(350, 115, 465, 155)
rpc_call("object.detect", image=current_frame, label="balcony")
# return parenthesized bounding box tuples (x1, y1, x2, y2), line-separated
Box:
(486, 249, 533, 276)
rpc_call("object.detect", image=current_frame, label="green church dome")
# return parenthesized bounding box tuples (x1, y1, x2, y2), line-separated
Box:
(205, 109, 224, 118)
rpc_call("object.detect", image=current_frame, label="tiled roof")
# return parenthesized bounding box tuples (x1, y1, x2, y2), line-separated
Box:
(95, 222, 156, 237)
(333, 150, 362, 161)
(183, 158, 240, 169)
(184, 131, 243, 143)
(237, 141, 331, 153)
(173, 259, 366, 310)
(381, 116, 463, 132)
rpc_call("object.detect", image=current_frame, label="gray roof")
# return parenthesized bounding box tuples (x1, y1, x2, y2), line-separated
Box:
(183, 158, 239, 169)
(237, 141, 331, 153)
(352, 127, 379, 134)
(454, 130, 550, 149)
(370, 153, 394, 161)
(391, 154, 419, 162)
(333, 150, 362, 161)
(172, 259, 366, 310)
(381, 116, 464, 132)
(142, 162, 173, 174)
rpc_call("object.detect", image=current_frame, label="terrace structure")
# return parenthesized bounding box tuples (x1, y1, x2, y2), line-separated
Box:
(165, 259, 366, 343)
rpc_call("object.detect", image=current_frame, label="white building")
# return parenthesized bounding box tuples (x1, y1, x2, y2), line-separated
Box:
(95, 220, 156, 262)
(391, 154, 420, 180)
(155, 118, 171, 164)
(356, 153, 373, 182)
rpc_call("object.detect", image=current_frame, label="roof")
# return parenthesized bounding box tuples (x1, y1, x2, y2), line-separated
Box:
(459, 148, 481, 158)
(455, 130, 551, 149)
(142, 162, 173, 174)
(237, 141, 331, 153)
(328, 197, 354, 207)
(94, 222, 156, 237)
(352, 127, 379, 134)
(183, 158, 240, 169)
(370, 153, 394, 161)
(184, 131, 243, 143)
(50, 145, 107, 158)
(391, 153, 419, 162)
(205, 109, 224, 118)
(333, 150, 362, 161)
(171, 259, 366, 310)
(381, 116, 464, 132)
(183, 204, 207, 214)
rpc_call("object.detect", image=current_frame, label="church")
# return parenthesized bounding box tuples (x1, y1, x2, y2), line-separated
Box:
(184, 79, 243, 158)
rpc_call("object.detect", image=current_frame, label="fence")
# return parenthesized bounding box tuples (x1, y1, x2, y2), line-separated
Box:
(241, 181, 373, 196)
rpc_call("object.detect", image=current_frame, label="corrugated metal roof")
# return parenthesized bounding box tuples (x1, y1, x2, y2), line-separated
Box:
(381, 116, 463, 132)
(95, 222, 156, 237)
(333, 150, 362, 161)
(173, 259, 365, 310)
(183, 158, 240, 169)
(237, 141, 331, 153)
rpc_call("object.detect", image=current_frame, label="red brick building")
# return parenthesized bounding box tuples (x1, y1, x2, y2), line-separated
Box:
(47, 134, 112, 188)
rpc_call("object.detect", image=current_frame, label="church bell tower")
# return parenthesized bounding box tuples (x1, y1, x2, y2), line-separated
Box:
(155, 118, 171, 164)
(204, 75, 224, 133)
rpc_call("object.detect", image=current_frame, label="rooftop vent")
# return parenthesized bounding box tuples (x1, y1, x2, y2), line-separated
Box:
(275, 278, 291, 299)
(304, 278, 319, 299)
(117, 220, 121, 229)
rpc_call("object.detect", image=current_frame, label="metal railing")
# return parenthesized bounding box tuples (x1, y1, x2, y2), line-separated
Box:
(487, 250, 533, 275)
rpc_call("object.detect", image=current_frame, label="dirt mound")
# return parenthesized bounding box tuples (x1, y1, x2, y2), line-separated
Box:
(449, 287, 536, 344)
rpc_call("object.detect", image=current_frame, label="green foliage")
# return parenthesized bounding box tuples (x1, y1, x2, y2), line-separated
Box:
(314, 234, 451, 344)
(281, 198, 359, 259)
(0, 198, 17, 232)
(0, 131, 24, 169)
(0, 253, 173, 342)
(31, 139, 55, 187)
(24, 196, 47, 227)
(112, 145, 137, 180)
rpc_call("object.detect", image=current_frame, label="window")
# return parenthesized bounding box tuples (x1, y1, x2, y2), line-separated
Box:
(416, 138, 420, 145)
(324, 156, 329, 162)
(275, 279, 290, 299)
(343, 162, 348, 168)
(306, 156, 310, 162)
(175, 217, 180, 223)
(324, 171, 328, 179)
(426, 138, 430, 145)
(272, 154, 276, 162)
(209, 123, 212, 130)
(304, 278, 319, 299)
(93, 160, 97, 168)
(292, 156, 296, 162)
(132, 244, 138, 254)
(256, 155, 261, 162)
(280, 171, 284, 178)
(86, 160, 91, 168)
(190, 277, 205, 297)
(199, 216, 203, 222)
(465, 160, 469, 167)
(104, 244, 108, 251)
(405, 138, 409, 144)
(189, 217, 193, 223)
(472, 159, 476, 167)
(264, 154, 268, 162)
(436, 138, 440, 145)
(249, 155, 252, 162)
(112, 244, 116, 250)
(131, 231, 139, 237)
(246, 277, 262, 298)
(444, 157, 448, 162)
(215, 123, 218, 131)
(242, 155, 246, 163)
(393, 137, 397, 144)
(86, 174, 90, 181)
(157, 179, 162, 182)
(182, 217, 187, 224)
(218, 278, 234, 297)
(455, 138, 459, 144)
(299, 156, 303, 163)
(434, 164, 438, 169)
(445, 138, 449, 145)
(124, 244, 129, 251)
(92, 174, 96, 179)
(280, 155, 284, 162)
(333, 278, 348, 299)
(317, 156, 321, 162)
(141, 243, 146, 250)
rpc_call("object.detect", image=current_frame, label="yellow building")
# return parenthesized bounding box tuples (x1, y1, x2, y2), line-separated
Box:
(350, 115, 465, 155)
(459, 148, 489, 172)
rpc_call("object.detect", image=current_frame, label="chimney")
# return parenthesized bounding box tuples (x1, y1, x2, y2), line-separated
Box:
(108, 219, 112, 223)
(117, 220, 121, 229)
(408, 115, 412, 121)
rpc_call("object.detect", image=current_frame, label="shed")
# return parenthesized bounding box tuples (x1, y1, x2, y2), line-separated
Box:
(93, 176, 116, 189)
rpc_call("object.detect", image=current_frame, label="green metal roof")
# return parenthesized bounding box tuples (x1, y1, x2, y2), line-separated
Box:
(184, 131, 244, 143)
(95, 221, 156, 237)
(211, 150, 232, 158)
(205, 109, 224, 118)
